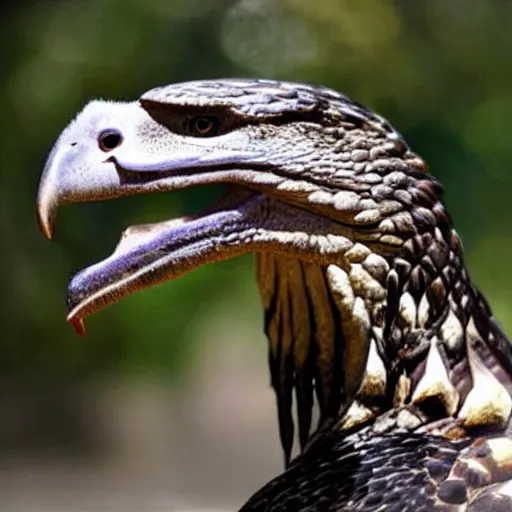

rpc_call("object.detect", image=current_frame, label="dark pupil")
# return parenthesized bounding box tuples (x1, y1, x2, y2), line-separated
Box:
(195, 118, 212, 132)
(101, 132, 121, 150)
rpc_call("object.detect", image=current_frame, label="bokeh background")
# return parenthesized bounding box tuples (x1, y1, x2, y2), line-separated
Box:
(2, 0, 512, 510)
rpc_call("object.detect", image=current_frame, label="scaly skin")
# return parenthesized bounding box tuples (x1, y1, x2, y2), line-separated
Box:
(37, 79, 512, 509)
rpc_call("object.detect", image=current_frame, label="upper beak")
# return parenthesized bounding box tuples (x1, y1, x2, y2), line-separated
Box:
(35, 128, 367, 337)
(36, 141, 129, 240)
(37, 143, 62, 239)
(36, 136, 267, 242)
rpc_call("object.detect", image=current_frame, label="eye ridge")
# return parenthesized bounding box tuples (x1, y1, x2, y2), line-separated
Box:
(98, 130, 123, 152)
(189, 115, 220, 137)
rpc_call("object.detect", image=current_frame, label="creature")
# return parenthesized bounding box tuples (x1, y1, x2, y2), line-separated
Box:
(37, 79, 512, 510)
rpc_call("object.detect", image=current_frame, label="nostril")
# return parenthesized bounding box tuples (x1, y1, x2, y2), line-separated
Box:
(70, 142, 77, 147)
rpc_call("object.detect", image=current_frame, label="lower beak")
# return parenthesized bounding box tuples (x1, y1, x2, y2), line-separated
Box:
(66, 192, 267, 331)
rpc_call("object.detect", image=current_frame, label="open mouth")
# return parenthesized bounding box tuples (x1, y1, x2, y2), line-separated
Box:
(36, 92, 398, 338)
(38, 160, 399, 338)
(41, 169, 366, 338)
(63, 184, 262, 335)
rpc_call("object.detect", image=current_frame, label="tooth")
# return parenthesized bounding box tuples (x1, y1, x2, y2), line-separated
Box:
(458, 319, 512, 428)
(412, 337, 459, 416)
(69, 317, 86, 337)
(359, 338, 387, 400)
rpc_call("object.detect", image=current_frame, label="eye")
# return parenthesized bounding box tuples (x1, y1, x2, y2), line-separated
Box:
(98, 130, 123, 152)
(189, 116, 220, 136)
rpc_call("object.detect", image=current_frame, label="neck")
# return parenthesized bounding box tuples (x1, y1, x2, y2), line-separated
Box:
(357, 192, 512, 430)
(257, 164, 512, 458)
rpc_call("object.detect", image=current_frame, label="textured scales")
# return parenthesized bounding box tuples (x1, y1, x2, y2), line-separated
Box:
(37, 79, 512, 509)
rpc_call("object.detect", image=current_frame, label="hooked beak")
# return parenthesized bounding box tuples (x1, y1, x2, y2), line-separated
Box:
(36, 133, 266, 241)
(37, 144, 63, 240)
(35, 135, 289, 334)
(36, 116, 359, 336)
(37, 140, 127, 240)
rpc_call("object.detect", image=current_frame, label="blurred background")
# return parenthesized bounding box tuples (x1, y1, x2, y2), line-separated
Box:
(2, 0, 512, 510)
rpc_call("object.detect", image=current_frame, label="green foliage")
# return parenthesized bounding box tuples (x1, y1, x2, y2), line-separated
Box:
(2, 0, 512, 378)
